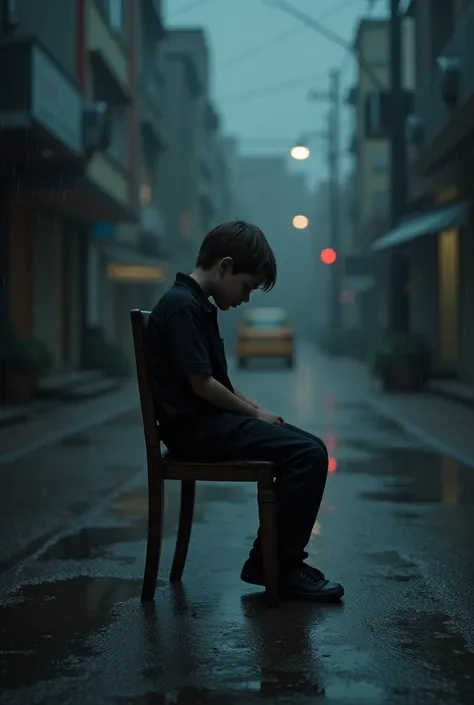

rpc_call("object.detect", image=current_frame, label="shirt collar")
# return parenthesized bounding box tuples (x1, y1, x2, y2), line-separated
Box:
(175, 272, 215, 313)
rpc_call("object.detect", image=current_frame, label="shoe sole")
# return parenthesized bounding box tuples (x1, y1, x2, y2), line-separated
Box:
(280, 585, 345, 602)
(241, 571, 345, 602)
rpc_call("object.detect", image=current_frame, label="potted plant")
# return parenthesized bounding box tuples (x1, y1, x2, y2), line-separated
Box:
(371, 331, 430, 392)
(0, 329, 53, 404)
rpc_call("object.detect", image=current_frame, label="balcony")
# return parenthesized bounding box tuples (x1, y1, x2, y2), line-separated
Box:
(88, 1, 130, 105)
(412, 3, 474, 151)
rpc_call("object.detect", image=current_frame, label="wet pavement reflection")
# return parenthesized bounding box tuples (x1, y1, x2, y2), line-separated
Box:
(1, 345, 474, 704)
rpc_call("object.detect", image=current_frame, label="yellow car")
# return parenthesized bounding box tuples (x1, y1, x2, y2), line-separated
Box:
(236, 307, 295, 368)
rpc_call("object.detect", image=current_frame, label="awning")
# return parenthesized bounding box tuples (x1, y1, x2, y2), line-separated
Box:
(372, 200, 470, 252)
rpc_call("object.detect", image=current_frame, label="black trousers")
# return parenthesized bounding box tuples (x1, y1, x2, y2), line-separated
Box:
(168, 413, 329, 566)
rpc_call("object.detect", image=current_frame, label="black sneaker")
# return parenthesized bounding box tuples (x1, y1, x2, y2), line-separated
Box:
(280, 564, 344, 602)
(241, 559, 344, 602)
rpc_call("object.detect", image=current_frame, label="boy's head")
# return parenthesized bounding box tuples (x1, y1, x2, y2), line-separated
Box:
(195, 221, 277, 311)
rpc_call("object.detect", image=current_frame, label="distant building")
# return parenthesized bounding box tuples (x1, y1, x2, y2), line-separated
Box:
(159, 29, 232, 274)
(231, 154, 316, 342)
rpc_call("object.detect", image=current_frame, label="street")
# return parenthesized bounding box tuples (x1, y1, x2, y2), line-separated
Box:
(1, 343, 474, 705)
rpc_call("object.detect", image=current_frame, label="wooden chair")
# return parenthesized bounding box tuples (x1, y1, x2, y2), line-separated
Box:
(130, 309, 279, 607)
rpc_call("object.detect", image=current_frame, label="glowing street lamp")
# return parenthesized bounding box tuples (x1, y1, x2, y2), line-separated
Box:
(290, 144, 310, 160)
(293, 215, 309, 229)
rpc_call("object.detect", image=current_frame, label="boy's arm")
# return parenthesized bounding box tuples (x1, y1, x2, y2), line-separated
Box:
(189, 375, 259, 417)
(165, 306, 258, 418)
(233, 386, 262, 410)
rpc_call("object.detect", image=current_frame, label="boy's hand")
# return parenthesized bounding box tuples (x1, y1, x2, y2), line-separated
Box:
(256, 409, 284, 426)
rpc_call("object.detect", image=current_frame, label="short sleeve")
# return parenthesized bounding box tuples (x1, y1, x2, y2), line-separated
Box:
(166, 305, 212, 376)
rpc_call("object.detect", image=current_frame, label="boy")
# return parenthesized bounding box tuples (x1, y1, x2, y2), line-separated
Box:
(147, 221, 344, 602)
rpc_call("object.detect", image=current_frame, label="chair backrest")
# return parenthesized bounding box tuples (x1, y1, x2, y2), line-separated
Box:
(130, 309, 162, 459)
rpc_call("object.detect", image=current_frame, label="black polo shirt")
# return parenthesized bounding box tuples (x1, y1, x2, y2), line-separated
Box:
(146, 273, 233, 443)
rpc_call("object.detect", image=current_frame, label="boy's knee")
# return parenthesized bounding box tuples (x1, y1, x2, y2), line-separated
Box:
(306, 441, 328, 471)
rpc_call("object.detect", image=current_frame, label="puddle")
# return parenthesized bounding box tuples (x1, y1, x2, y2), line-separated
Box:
(0, 577, 140, 689)
(41, 525, 146, 561)
(336, 448, 473, 505)
(40, 479, 244, 563)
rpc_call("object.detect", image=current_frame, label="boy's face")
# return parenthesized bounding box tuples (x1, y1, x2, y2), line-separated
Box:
(212, 257, 261, 311)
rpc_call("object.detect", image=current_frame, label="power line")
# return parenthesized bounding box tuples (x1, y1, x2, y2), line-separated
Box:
(223, 71, 327, 105)
(218, 0, 360, 72)
(264, 0, 383, 90)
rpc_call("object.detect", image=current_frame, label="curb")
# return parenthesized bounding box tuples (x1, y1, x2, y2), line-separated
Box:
(369, 396, 474, 469)
(0, 394, 140, 466)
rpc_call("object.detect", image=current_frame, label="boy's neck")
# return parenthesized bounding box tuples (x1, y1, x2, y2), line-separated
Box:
(189, 268, 213, 296)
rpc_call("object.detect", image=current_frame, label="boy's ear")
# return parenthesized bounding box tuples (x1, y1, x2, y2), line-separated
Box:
(219, 256, 233, 272)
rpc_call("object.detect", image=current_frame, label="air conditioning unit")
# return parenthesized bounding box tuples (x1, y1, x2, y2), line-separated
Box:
(406, 114, 425, 147)
(437, 56, 460, 107)
(83, 102, 112, 156)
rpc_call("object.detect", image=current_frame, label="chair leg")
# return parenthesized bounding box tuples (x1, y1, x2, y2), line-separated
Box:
(141, 476, 164, 601)
(170, 479, 196, 582)
(257, 474, 279, 607)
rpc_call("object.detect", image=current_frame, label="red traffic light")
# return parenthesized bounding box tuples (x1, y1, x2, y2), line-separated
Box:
(320, 248, 337, 264)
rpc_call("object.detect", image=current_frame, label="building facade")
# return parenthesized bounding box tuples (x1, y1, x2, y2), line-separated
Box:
(345, 19, 391, 339)
(373, 0, 474, 386)
(0, 0, 162, 382)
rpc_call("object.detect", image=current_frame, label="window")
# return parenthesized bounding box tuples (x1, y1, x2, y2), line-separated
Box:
(109, 0, 124, 30)
(101, 0, 124, 32)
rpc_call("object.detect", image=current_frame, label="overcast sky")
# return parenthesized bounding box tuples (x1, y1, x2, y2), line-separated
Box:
(164, 0, 388, 187)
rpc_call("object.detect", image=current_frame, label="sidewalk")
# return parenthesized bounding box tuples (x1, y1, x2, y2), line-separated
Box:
(0, 381, 140, 465)
(314, 350, 474, 467)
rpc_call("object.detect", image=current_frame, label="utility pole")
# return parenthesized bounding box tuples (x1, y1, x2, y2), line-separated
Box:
(309, 68, 342, 333)
(388, 0, 409, 332)
(328, 68, 342, 333)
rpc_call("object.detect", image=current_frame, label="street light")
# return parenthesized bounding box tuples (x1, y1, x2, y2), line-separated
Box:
(290, 144, 310, 160)
(293, 215, 309, 229)
(290, 129, 327, 161)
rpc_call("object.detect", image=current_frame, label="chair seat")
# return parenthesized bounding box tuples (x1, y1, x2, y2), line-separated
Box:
(162, 452, 275, 481)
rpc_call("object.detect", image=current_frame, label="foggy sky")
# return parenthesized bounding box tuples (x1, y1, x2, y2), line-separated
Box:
(165, 0, 388, 186)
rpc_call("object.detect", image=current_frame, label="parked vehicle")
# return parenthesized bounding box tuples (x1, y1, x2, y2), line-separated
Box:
(236, 307, 294, 368)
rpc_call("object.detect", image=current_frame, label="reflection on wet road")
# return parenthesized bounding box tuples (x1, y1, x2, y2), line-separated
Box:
(1, 344, 474, 704)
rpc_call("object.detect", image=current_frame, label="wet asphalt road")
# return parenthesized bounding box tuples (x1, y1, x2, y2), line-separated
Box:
(1, 343, 474, 705)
